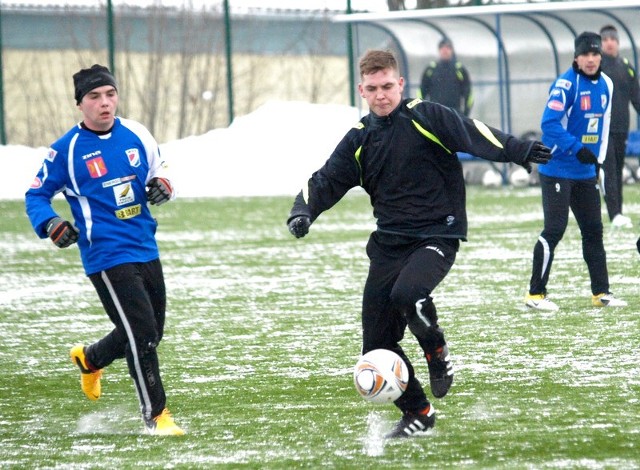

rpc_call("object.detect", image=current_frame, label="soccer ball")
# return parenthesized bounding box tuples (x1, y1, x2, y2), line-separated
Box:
(509, 167, 530, 187)
(482, 169, 503, 188)
(622, 165, 631, 184)
(353, 349, 409, 404)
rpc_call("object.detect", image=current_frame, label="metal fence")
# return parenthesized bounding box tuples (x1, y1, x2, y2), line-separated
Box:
(1, 3, 356, 146)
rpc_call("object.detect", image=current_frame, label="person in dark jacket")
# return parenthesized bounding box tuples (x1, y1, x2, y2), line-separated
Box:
(419, 37, 473, 116)
(599, 24, 640, 229)
(286, 49, 551, 439)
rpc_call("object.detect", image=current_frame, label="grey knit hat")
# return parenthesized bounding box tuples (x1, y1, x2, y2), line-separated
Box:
(599, 25, 619, 42)
(438, 37, 453, 49)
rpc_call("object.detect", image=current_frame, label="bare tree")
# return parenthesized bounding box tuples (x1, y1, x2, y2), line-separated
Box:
(416, 0, 452, 8)
(388, 0, 406, 10)
(3, 5, 352, 145)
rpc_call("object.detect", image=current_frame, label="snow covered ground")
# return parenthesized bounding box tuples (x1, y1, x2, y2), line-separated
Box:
(1, 101, 361, 200)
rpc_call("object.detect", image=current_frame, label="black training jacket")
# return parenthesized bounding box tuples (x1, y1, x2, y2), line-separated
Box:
(420, 60, 473, 116)
(600, 54, 640, 134)
(289, 98, 532, 241)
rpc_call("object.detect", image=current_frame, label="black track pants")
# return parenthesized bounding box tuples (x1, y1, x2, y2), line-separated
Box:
(87, 259, 167, 421)
(362, 231, 458, 413)
(602, 132, 628, 221)
(529, 175, 609, 296)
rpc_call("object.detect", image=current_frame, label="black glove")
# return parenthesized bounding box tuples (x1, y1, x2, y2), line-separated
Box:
(288, 216, 310, 239)
(520, 141, 552, 173)
(46, 216, 79, 248)
(522, 140, 551, 169)
(577, 147, 598, 165)
(147, 177, 173, 205)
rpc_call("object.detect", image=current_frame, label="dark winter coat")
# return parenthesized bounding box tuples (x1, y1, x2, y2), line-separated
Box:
(289, 98, 534, 241)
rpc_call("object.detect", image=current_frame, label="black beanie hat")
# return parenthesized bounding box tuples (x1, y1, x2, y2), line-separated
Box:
(574, 32, 602, 57)
(438, 37, 453, 49)
(73, 64, 117, 104)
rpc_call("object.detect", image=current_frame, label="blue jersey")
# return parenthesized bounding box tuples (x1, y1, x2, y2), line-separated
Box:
(25, 117, 174, 275)
(539, 66, 612, 180)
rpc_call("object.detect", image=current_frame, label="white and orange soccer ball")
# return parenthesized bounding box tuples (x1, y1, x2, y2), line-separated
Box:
(353, 349, 409, 404)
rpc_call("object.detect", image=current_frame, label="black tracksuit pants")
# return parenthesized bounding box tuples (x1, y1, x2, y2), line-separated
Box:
(86, 259, 167, 422)
(529, 174, 609, 296)
(602, 132, 628, 221)
(362, 231, 458, 414)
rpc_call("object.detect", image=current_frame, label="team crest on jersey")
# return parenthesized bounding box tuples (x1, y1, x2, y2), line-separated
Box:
(580, 95, 591, 111)
(45, 148, 57, 162)
(86, 157, 108, 178)
(601, 94, 608, 108)
(126, 148, 141, 167)
(113, 182, 135, 206)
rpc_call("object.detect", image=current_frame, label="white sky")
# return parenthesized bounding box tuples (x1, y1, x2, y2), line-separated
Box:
(4, 0, 393, 11)
(3, 0, 550, 9)
(4, 101, 362, 199)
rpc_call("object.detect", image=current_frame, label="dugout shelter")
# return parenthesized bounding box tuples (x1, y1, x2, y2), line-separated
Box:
(334, 0, 640, 147)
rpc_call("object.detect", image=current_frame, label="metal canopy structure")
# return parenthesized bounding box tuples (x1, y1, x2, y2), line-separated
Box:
(334, 0, 640, 138)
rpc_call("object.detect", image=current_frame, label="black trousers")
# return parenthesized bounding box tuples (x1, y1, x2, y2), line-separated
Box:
(362, 231, 458, 413)
(529, 175, 609, 296)
(87, 259, 167, 421)
(602, 132, 628, 221)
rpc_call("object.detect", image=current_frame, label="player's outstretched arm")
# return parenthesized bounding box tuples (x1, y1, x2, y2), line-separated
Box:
(287, 190, 312, 239)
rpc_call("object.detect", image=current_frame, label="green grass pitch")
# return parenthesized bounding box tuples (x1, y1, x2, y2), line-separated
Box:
(0, 184, 638, 468)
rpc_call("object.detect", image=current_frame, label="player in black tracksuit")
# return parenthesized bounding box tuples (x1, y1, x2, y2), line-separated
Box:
(286, 50, 551, 438)
(419, 37, 473, 117)
(599, 25, 640, 226)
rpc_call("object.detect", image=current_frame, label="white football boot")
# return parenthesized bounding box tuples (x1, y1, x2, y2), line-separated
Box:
(524, 293, 559, 311)
(592, 293, 628, 307)
(611, 214, 633, 229)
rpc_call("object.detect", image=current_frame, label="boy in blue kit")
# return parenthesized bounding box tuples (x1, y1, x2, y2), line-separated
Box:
(524, 32, 627, 311)
(25, 64, 184, 435)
